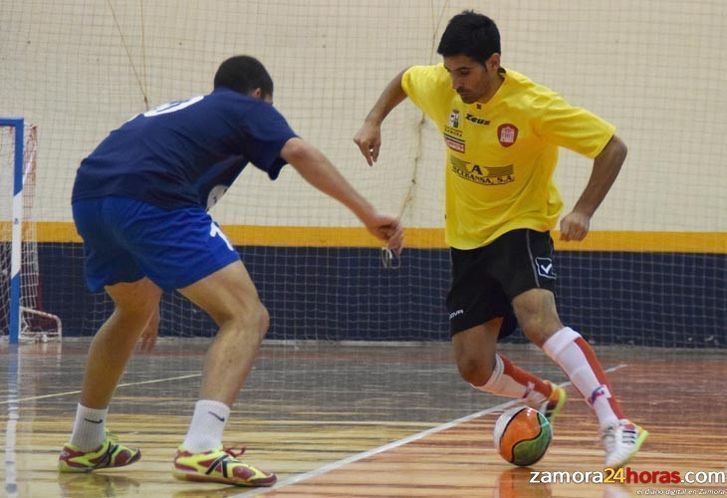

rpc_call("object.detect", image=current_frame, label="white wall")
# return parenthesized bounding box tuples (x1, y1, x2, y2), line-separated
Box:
(2, 0, 725, 230)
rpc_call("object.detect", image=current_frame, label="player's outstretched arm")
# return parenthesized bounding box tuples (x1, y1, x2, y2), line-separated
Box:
(281, 137, 403, 253)
(353, 69, 409, 166)
(560, 134, 628, 241)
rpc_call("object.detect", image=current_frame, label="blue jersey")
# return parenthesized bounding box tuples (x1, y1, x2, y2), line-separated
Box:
(72, 88, 297, 209)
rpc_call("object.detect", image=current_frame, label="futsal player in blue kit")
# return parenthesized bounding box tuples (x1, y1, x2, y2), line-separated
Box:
(58, 55, 403, 487)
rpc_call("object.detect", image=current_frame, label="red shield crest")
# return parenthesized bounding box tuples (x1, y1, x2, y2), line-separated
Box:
(497, 124, 518, 147)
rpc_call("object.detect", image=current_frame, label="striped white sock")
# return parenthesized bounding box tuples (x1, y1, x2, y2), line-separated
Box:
(543, 327, 623, 429)
(474, 354, 550, 408)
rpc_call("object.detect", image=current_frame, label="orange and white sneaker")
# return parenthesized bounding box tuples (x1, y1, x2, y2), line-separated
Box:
(173, 446, 276, 487)
(539, 380, 567, 425)
(58, 433, 141, 473)
(601, 419, 649, 469)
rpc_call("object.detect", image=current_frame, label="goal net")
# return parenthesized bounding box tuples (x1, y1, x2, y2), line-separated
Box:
(0, 122, 62, 343)
(1, 1, 724, 347)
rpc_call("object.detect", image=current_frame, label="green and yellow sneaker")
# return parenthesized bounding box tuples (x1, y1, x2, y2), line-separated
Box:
(173, 446, 276, 487)
(58, 433, 141, 473)
(540, 380, 567, 425)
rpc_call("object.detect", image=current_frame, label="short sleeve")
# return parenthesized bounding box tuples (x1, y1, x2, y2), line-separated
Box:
(401, 64, 451, 121)
(240, 102, 298, 180)
(533, 92, 616, 159)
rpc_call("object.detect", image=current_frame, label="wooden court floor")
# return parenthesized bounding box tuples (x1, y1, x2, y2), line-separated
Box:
(0, 339, 725, 497)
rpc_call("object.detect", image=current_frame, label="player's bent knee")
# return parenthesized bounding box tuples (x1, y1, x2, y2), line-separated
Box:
(243, 300, 269, 337)
(519, 321, 542, 344)
(456, 356, 494, 386)
(520, 320, 560, 347)
(220, 300, 269, 342)
(257, 303, 270, 336)
(512, 290, 562, 346)
(114, 302, 159, 326)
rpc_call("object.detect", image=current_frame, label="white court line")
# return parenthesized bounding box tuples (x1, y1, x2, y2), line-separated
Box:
(236, 364, 627, 497)
(0, 373, 201, 405)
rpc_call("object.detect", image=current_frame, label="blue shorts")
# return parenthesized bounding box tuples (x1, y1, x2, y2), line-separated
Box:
(72, 197, 240, 292)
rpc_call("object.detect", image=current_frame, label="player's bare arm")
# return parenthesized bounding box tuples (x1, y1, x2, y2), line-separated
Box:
(560, 134, 627, 241)
(281, 137, 403, 253)
(353, 68, 409, 166)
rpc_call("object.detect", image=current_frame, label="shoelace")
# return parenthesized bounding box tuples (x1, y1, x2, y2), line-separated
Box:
(222, 446, 247, 459)
(620, 425, 637, 444)
(601, 423, 636, 450)
(601, 425, 618, 451)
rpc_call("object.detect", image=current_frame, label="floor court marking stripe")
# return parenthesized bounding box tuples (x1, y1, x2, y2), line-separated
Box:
(0, 373, 201, 405)
(237, 364, 627, 497)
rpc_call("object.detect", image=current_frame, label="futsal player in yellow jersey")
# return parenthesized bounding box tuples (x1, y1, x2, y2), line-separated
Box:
(355, 11, 647, 469)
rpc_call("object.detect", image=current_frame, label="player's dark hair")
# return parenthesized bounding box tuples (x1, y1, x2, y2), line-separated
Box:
(437, 11, 501, 63)
(214, 55, 274, 98)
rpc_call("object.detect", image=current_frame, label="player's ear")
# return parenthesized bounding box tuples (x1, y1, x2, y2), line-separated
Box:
(485, 53, 501, 72)
(249, 87, 273, 103)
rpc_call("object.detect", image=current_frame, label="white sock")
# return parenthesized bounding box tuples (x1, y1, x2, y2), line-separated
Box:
(473, 354, 548, 408)
(542, 327, 621, 429)
(182, 400, 230, 453)
(70, 404, 108, 451)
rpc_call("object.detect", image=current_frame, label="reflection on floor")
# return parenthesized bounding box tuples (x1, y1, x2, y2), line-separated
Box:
(1, 340, 725, 497)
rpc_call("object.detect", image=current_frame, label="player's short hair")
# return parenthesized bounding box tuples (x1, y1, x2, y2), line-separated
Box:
(437, 11, 501, 63)
(214, 55, 274, 98)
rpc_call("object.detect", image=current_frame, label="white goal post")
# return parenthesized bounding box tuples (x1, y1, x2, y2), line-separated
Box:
(1, 118, 62, 343)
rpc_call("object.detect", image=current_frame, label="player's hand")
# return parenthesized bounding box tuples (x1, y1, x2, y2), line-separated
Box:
(363, 212, 404, 255)
(353, 121, 383, 166)
(137, 308, 160, 353)
(559, 211, 591, 241)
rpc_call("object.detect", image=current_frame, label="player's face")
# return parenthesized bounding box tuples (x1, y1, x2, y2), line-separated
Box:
(443, 54, 498, 104)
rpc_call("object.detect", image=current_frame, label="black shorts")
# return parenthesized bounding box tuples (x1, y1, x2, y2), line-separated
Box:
(446, 229, 557, 338)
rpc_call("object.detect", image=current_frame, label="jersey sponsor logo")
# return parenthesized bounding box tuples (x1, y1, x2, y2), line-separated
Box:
(448, 109, 461, 128)
(450, 156, 514, 186)
(497, 123, 518, 147)
(444, 134, 465, 153)
(535, 257, 556, 279)
(465, 113, 490, 125)
(444, 126, 462, 138)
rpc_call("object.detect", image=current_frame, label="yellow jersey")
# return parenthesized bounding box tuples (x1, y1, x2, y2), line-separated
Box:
(401, 64, 615, 250)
